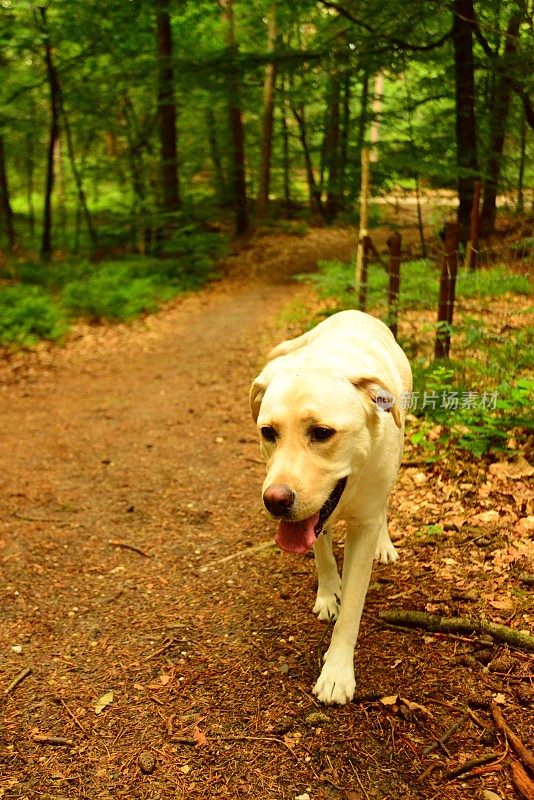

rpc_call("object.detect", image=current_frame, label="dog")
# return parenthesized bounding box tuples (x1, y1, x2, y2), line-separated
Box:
(250, 310, 412, 704)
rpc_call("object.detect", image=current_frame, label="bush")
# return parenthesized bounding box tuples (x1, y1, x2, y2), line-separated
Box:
(62, 265, 163, 321)
(0, 285, 67, 346)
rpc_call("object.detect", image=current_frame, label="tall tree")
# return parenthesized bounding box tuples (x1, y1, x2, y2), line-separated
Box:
(221, 0, 249, 234)
(452, 0, 479, 240)
(256, 3, 277, 218)
(0, 134, 16, 252)
(480, 8, 522, 236)
(155, 0, 181, 225)
(39, 5, 61, 260)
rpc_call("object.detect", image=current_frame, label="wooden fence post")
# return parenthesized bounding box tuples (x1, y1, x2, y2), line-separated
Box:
(465, 180, 481, 272)
(434, 222, 459, 360)
(358, 234, 370, 311)
(387, 231, 401, 337)
(355, 146, 370, 291)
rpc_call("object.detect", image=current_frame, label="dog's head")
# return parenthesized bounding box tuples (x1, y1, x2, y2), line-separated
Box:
(249, 366, 400, 554)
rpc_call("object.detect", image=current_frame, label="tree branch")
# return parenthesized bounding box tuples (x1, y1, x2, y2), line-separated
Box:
(317, 0, 452, 51)
(380, 610, 534, 652)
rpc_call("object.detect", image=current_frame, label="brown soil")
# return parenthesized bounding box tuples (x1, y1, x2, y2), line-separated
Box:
(1, 227, 532, 800)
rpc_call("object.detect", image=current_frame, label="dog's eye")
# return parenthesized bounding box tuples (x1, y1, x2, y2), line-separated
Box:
(310, 426, 335, 442)
(260, 426, 277, 443)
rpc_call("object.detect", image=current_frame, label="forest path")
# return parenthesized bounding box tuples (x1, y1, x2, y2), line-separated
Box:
(0, 227, 530, 800)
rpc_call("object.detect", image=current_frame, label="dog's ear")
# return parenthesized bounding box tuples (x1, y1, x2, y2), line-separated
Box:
(249, 378, 266, 423)
(352, 377, 401, 428)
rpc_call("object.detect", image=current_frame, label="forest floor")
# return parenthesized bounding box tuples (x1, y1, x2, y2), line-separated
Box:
(0, 222, 532, 800)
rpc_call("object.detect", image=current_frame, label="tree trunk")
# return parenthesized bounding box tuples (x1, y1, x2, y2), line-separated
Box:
(0, 134, 16, 252)
(480, 10, 521, 237)
(60, 99, 98, 252)
(205, 107, 227, 205)
(256, 4, 277, 218)
(221, 0, 249, 235)
(291, 102, 324, 218)
(339, 71, 351, 201)
(451, 0, 479, 241)
(325, 75, 341, 222)
(25, 103, 36, 241)
(155, 0, 181, 225)
(280, 72, 291, 215)
(516, 109, 526, 213)
(40, 5, 61, 261)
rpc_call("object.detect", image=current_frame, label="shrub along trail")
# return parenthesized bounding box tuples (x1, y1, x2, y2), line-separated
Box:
(1, 228, 532, 800)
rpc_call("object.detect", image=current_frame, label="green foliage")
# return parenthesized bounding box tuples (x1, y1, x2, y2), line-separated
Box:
(301, 257, 532, 458)
(455, 266, 531, 299)
(61, 265, 163, 321)
(302, 257, 439, 311)
(0, 285, 66, 346)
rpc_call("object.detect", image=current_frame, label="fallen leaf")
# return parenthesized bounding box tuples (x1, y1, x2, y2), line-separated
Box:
(159, 673, 171, 686)
(193, 724, 207, 747)
(379, 694, 398, 706)
(399, 697, 434, 719)
(489, 457, 534, 480)
(94, 690, 114, 715)
(493, 692, 506, 705)
(489, 598, 514, 611)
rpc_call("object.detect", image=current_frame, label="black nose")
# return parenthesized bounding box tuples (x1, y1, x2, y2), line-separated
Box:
(263, 484, 295, 517)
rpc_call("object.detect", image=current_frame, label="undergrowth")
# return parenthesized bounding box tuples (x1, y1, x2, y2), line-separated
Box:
(298, 258, 533, 458)
(0, 226, 224, 345)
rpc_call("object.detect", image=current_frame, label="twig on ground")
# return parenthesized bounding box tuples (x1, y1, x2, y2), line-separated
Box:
(108, 539, 150, 557)
(12, 509, 61, 523)
(59, 698, 86, 733)
(380, 610, 534, 652)
(510, 760, 534, 800)
(444, 752, 501, 780)
(32, 734, 74, 746)
(423, 712, 469, 756)
(491, 702, 534, 774)
(4, 667, 32, 696)
(200, 541, 274, 571)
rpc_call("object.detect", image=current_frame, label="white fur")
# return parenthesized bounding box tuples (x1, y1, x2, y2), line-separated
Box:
(250, 310, 412, 704)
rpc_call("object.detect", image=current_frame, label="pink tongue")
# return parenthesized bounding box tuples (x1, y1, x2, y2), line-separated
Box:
(275, 514, 320, 554)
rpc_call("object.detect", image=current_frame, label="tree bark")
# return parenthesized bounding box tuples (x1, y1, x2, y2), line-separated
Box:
(0, 134, 16, 252)
(480, 10, 521, 236)
(325, 75, 341, 222)
(451, 0, 479, 241)
(221, 0, 249, 234)
(155, 0, 181, 224)
(60, 99, 98, 252)
(291, 102, 324, 218)
(256, 4, 277, 218)
(280, 73, 291, 215)
(206, 108, 227, 205)
(40, 5, 61, 261)
(339, 71, 351, 201)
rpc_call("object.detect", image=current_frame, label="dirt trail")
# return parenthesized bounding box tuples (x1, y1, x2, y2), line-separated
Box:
(0, 228, 531, 800)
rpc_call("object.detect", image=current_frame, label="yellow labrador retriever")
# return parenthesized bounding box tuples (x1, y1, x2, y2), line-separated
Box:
(250, 310, 412, 704)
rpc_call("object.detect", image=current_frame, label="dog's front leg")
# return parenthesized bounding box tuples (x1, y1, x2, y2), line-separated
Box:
(313, 530, 341, 621)
(313, 517, 380, 705)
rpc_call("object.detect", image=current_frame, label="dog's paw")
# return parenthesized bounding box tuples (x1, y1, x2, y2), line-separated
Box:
(313, 657, 355, 705)
(313, 588, 341, 622)
(374, 539, 399, 565)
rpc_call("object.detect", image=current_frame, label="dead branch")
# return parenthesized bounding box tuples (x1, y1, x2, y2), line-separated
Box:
(380, 610, 534, 653)
(423, 712, 469, 756)
(491, 703, 534, 774)
(4, 667, 32, 696)
(200, 540, 274, 571)
(108, 539, 150, 557)
(59, 698, 86, 733)
(511, 760, 534, 800)
(444, 752, 501, 780)
(32, 734, 74, 746)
